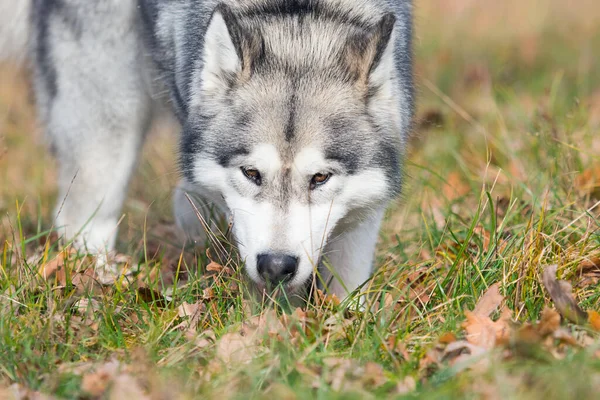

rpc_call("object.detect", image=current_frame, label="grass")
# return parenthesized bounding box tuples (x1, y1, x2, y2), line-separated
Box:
(1, 0, 600, 398)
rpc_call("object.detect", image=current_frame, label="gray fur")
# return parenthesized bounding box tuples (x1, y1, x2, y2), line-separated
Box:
(0, 1, 30, 61)
(2, 0, 413, 300)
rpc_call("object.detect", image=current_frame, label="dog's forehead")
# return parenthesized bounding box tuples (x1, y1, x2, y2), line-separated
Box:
(232, 75, 369, 165)
(247, 144, 326, 175)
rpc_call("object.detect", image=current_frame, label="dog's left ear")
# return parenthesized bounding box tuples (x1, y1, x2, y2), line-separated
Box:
(201, 4, 263, 92)
(345, 13, 396, 87)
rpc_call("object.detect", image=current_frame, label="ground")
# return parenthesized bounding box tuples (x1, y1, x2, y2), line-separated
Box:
(1, 0, 600, 398)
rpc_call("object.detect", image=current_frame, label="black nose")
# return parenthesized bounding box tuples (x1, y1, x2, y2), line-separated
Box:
(257, 253, 298, 285)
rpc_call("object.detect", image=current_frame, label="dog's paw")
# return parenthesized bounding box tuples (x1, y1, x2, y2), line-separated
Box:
(94, 253, 136, 285)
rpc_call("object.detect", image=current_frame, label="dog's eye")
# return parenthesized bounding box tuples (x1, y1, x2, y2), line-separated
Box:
(241, 167, 262, 185)
(310, 173, 331, 190)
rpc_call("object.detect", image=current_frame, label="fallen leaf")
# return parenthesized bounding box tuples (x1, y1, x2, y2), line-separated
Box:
(318, 358, 393, 392)
(438, 332, 458, 344)
(322, 314, 354, 342)
(294, 362, 322, 389)
(395, 376, 417, 395)
(442, 340, 489, 372)
(108, 374, 150, 400)
(361, 362, 387, 388)
(314, 289, 341, 308)
(81, 360, 120, 397)
(189, 330, 217, 349)
(175, 301, 206, 333)
(473, 283, 503, 317)
(253, 309, 288, 338)
(537, 307, 561, 336)
(137, 287, 171, 308)
(215, 310, 283, 365)
(38, 248, 78, 283)
(71, 268, 104, 295)
(38, 249, 135, 290)
(419, 347, 442, 375)
(80, 360, 152, 399)
(323, 357, 353, 392)
(541, 265, 588, 324)
(513, 324, 543, 345)
(206, 261, 224, 272)
(178, 301, 203, 319)
(474, 226, 492, 251)
(577, 256, 600, 288)
(71, 298, 102, 330)
(579, 256, 600, 272)
(205, 258, 234, 276)
(575, 165, 600, 198)
(202, 287, 215, 300)
(552, 328, 579, 347)
(0, 384, 54, 400)
(463, 283, 511, 349)
(409, 284, 432, 305)
(386, 336, 411, 360)
(215, 331, 266, 365)
(442, 172, 471, 202)
(264, 383, 298, 400)
(382, 292, 394, 308)
(588, 311, 600, 331)
(463, 312, 498, 349)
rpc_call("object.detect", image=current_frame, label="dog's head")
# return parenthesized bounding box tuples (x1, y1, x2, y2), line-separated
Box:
(181, 2, 411, 293)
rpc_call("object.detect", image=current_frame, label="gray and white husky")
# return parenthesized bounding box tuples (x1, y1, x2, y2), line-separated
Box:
(1, 0, 413, 300)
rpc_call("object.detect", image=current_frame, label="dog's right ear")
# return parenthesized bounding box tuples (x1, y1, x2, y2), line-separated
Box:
(201, 4, 262, 93)
(345, 13, 396, 89)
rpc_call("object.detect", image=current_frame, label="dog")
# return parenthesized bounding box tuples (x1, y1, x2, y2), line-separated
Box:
(1, 0, 413, 300)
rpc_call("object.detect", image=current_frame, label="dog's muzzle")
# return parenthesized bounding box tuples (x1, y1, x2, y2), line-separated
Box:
(256, 253, 298, 286)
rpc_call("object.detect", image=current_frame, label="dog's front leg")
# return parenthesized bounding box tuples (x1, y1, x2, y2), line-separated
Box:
(35, 2, 152, 254)
(173, 179, 229, 244)
(319, 208, 386, 301)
